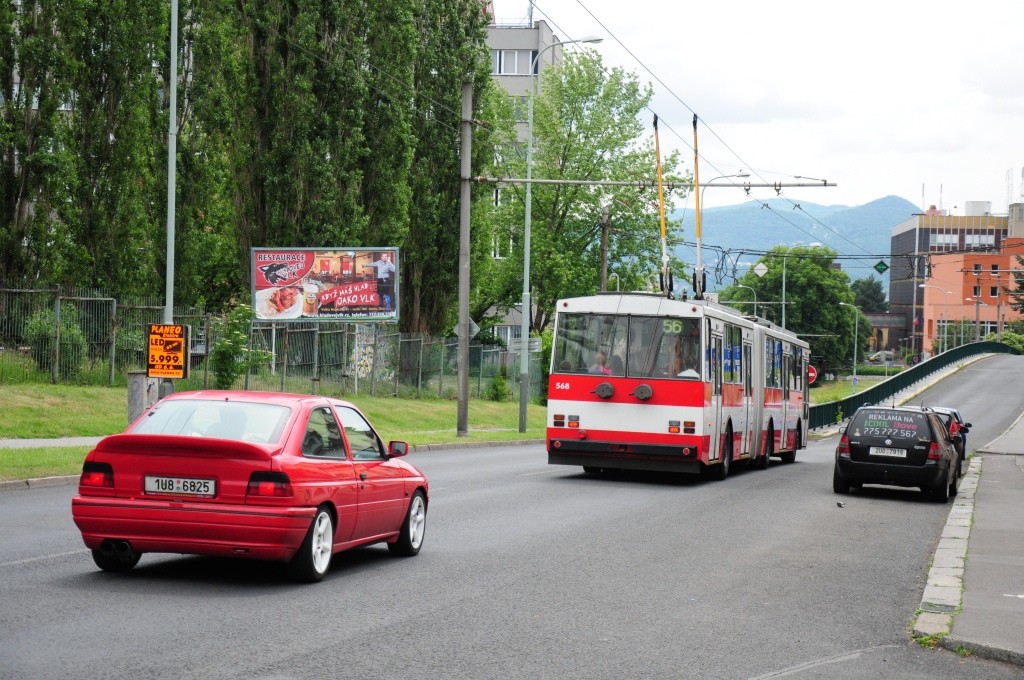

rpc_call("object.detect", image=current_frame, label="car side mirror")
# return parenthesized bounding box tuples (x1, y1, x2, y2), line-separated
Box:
(388, 440, 409, 457)
(963, 423, 972, 430)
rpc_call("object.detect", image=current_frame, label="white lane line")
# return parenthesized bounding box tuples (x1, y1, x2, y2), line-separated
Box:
(2, 549, 87, 568)
(523, 468, 564, 477)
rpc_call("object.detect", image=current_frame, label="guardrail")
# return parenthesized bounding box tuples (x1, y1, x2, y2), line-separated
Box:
(808, 341, 1019, 430)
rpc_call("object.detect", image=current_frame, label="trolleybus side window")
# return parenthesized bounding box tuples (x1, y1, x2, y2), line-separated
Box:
(724, 324, 742, 384)
(765, 338, 782, 389)
(743, 343, 753, 395)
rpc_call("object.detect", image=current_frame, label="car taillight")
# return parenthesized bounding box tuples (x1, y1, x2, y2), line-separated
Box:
(836, 435, 850, 459)
(927, 442, 941, 460)
(247, 472, 293, 498)
(80, 461, 114, 488)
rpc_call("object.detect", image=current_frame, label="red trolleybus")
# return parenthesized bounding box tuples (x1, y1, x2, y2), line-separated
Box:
(547, 292, 810, 478)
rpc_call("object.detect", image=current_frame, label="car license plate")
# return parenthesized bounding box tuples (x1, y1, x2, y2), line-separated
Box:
(869, 446, 906, 458)
(145, 476, 216, 497)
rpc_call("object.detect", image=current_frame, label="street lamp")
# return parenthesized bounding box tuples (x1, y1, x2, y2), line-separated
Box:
(918, 284, 952, 354)
(965, 297, 989, 343)
(694, 172, 749, 297)
(520, 34, 603, 432)
(839, 302, 859, 383)
(735, 284, 757, 317)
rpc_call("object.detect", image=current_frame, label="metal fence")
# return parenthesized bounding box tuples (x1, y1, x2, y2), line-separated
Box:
(0, 285, 545, 401)
(807, 341, 1019, 429)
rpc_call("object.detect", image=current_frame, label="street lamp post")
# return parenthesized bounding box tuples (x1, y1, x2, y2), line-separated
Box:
(695, 173, 749, 297)
(519, 35, 602, 433)
(840, 302, 858, 383)
(735, 284, 757, 317)
(918, 284, 952, 354)
(965, 297, 988, 343)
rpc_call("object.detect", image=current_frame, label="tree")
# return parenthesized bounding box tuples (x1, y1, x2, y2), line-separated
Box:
(726, 246, 865, 373)
(3, 0, 495, 328)
(851, 275, 888, 312)
(480, 50, 687, 332)
(1008, 255, 1024, 315)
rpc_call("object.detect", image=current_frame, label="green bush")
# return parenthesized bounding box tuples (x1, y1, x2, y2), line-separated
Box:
(23, 304, 88, 380)
(486, 369, 512, 402)
(209, 304, 273, 389)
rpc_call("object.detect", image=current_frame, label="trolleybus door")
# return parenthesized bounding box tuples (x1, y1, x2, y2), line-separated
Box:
(743, 341, 753, 453)
(710, 331, 723, 463)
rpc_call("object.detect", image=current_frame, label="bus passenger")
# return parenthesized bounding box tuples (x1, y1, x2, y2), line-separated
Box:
(590, 351, 612, 375)
(609, 355, 624, 376)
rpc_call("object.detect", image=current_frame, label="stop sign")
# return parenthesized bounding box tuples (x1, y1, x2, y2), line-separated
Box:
(808, 365, 818, 384)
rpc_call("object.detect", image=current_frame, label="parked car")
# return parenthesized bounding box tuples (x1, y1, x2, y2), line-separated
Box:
(867, 350, 897, 363)
(834, 405, 959, 501)
(72, 390, 428, 583)
(928, 406, 971, 475)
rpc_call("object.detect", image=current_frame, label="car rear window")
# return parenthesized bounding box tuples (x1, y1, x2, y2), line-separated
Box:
(132, 399, 292, 443)
(850, 409, 930, 440)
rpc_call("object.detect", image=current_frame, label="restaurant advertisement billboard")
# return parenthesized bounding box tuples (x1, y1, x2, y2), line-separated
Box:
(251, 247, 399, 322)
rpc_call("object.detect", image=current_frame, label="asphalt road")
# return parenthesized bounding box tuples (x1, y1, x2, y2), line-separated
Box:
(2, 356, 1023, 679)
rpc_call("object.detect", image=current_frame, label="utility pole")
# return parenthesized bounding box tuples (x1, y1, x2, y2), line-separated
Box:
(599, 205, 610, 291)
(456, 80, 472, 436)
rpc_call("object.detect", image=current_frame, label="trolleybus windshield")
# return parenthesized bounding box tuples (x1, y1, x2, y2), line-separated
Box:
(552, 313, 702, 380)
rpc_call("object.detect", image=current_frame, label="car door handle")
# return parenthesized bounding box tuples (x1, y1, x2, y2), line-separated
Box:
(359, 473, 367, 481)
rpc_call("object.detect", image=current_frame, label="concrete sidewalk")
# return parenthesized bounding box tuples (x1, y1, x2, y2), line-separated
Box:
(913, 415, 1024, 668)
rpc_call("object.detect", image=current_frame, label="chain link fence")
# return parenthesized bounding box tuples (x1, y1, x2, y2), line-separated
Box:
(0, 285, 545, 401)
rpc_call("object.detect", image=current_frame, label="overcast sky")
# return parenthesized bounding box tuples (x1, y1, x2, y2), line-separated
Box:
(490, 0, 1024, 214)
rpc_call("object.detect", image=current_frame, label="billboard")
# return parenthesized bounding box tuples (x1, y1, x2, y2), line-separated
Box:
(251, 248, 399, 322)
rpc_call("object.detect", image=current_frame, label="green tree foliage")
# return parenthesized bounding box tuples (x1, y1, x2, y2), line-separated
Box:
(851, 275, 888, 312)
(1008, 255, 1024, 315)
(1, 0, 492, 335)
(725, 246, 866, 373)
(402, 0, 492, 334)
(481, 50, 687, 332)
(209, 304, 271, 389)
(0, 1, 168, 295)
(996, 329, 1024, 353)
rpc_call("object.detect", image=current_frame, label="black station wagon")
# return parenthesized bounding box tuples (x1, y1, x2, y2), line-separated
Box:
(833, 406, 960, 501)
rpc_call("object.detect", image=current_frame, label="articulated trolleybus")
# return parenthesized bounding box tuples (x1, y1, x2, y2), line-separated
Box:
(547, 293, 810, 478)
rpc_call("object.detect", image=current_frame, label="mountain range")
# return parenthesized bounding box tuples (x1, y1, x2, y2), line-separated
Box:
(671, 195, 921, 291)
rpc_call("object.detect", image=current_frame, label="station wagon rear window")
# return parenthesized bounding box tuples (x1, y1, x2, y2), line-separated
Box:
(850, 410, 929, 440)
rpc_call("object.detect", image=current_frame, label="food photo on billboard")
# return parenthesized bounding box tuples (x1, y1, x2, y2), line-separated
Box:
(251, 248, 399, 322)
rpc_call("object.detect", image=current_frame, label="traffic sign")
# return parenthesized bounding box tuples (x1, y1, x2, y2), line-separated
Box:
(874, 260, 889, 274)
(147, 324, 190, 380)
(807, 365, 817, 384)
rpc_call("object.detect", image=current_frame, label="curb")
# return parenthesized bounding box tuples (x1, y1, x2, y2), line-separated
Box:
(912, 456, 980, 641)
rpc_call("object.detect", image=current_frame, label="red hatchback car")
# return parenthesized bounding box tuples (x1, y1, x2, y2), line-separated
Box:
(71, 391, 428, 582)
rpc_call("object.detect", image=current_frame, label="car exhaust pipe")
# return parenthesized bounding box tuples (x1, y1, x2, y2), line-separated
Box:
(99, 539, 135, 558)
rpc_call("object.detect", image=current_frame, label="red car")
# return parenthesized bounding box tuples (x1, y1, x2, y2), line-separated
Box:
(71, 391, 428, 583)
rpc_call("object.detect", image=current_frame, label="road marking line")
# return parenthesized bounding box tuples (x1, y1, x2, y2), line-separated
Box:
(2, 549, 86, 568)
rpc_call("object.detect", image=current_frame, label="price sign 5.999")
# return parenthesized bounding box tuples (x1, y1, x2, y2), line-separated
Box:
(147, 324, 190, 379)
